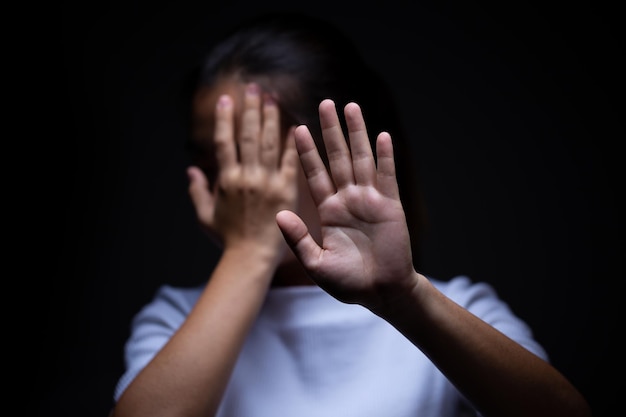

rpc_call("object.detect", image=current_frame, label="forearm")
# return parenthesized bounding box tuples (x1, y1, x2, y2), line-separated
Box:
(112, 247, 277, 417)
(377, 273, 591, 417)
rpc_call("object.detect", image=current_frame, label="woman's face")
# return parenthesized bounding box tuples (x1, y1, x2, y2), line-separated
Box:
(189, 76, 322, 265)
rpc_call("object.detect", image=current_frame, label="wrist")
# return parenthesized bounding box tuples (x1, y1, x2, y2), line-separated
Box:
(369, 272, 430, 321)
(220, 241, 285, 269)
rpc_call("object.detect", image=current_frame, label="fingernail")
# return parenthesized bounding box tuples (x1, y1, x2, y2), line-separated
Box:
(246, 83, 260, 95)
(217, 94, 232, 108)
(263, 93, 276, 106)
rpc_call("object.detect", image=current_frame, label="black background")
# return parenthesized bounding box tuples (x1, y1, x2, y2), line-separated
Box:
(40, 1, 623, 416)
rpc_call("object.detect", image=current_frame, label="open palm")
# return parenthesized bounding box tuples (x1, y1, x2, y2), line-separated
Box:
(276, 99, 416, 309)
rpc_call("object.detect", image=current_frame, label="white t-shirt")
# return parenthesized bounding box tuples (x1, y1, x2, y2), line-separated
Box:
(114, 275, 547, 417)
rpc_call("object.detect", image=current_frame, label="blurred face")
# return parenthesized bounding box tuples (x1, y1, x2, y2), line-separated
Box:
(189, 75, 322, 266)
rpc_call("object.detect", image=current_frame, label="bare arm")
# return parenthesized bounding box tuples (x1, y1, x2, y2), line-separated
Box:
(111, 84, 299, 417)
(276, 99, 592, 417)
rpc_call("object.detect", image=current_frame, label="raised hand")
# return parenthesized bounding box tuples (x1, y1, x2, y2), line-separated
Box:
(188, 83, 299, 258)
(276, 99, 418, 310)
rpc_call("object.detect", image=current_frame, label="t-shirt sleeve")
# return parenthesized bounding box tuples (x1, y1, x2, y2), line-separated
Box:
(439, 275, 549, 362)
(113, 285, 199, 402)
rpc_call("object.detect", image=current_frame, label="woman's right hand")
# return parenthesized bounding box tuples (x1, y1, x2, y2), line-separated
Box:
(187, 83, 299, 260)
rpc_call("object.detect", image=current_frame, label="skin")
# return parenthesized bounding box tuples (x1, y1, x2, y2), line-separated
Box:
(190, 75, 322, 286)
(110, 78, 592, 417)
(278, 99, 592, 417)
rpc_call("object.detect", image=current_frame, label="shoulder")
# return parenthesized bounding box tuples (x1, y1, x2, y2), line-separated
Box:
(114, 285, 205, 401)
(431, 275, 500, 308)
(130, 284, 204, 330)
(431, 275, 548, 359)
(430, 274, 517, 320)
(152, 284, 204, 308)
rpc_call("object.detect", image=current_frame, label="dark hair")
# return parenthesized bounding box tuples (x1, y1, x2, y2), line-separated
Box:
(186, 12, 427, 267)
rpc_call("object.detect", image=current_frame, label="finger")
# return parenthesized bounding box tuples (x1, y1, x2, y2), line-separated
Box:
(213, 95, 237, 171)
(294, 124, 336, 205)
(260, 94, 281, 169)
(318, 99, 355, 188)
(280, 126, 299, 182)
(276, 210, 322, 271)
(187, 166, 216, 226)
(375, 132, 401, 200)
(344, 102, 376, 186)
(239, 83, 262, 166)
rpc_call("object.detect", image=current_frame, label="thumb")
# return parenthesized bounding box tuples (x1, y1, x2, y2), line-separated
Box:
(276, 210, 322, 271)
(187, 166, 215, 226)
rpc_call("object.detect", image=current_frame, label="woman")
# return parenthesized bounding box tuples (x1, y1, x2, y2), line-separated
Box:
(110, 12, 591, 417)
